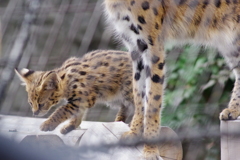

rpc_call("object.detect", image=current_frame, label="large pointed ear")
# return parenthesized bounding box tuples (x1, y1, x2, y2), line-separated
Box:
(15, 68, 35, 85)
(40, 71, 60, 90)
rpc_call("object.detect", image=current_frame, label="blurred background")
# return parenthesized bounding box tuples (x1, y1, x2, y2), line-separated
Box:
(0, 0, 234, 159)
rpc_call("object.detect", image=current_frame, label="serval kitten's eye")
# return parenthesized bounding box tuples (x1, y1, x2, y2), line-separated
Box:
(38, 104, 44, 109)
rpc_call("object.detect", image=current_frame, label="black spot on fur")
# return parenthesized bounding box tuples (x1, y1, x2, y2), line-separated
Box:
(237, 15, 240, 23)
(148, 35, 154, 46)
(153, 108, 158, 113)
(125, 81, 131, 85)
(142, 91, 145, 98)
(79, 71, 86, 75)
(103, 62, 109, 67)
(113, 58, 122, 62)
(73, 85, 77, 89)
(81, 83, 85, 87)
(123, 16, 130, 21)
(178, 0, 187, 5)
(137, 59, 144, 71)
(152, 55, 160, 64)
(83, 65, 89, 68)
(71, 69, 77, 72)
(130, 24, 139, 34)
(154, 95, 161, 101)
(131, 50, 140, 61)
(158, 62, 165, 70)
(145, 65, 151, 78)
(151, 74, 164, 84)
(152, 8, 158, 15)
(155, 23, 159, 30)
(86, 75, 95, 80)
(60, 74, 65, 80)
(110, 66, 116, 71)
(142, 1, 149, 10)
(138, 16, 146, 24)
(137, 25, 142, 30)
(202, 0, 209, 8)
(215, 0, 221, 7)
(84, 91, 89, 96)
(134, 72, 141, 81)
(137, 39, 148, 52)
(194, 16, 202, 25)
(225, 0, 230, 5)
(131, 0, 135, 6)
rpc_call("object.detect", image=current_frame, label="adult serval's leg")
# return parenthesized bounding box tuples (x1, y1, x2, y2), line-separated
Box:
(104, 0, 164, 159)
(124, 42, 164, 160)
(220, 44, 240, 120)
(141, 43, 165, 159)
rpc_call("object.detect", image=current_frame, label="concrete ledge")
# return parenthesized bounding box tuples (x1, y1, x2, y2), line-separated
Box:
(0, 115, 182, 160)
(221, 118, 240, 160)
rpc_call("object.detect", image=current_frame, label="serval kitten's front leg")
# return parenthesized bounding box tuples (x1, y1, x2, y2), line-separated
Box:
(115, 105, 128, 122)
(40, 101, 84, 133)
(60, 107, 86, 134)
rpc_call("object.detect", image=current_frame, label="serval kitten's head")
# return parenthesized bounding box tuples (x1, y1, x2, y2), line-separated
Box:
(15, 68, 62, 116)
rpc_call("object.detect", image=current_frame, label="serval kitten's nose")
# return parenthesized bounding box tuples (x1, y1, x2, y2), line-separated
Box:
(33, 110, 40, 116)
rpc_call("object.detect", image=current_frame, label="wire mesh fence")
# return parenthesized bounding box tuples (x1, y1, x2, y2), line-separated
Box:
(0, 0, 237, 159)
(0, 0, 119, 119)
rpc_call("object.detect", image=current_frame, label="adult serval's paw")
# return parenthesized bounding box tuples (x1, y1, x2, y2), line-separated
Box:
(144, 145, 163, 160)
(40, 120, 59, 132)
(219, 108, 240, 120)
(120, 131, 141, 145)
(60, 124, 76, 135)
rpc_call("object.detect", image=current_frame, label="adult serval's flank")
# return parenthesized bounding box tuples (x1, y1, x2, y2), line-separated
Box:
(104, 0, 240, 159)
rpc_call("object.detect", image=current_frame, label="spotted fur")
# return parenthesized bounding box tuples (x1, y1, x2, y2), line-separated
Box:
(16, 50, 134, 134)
(104, 0, 240, 159)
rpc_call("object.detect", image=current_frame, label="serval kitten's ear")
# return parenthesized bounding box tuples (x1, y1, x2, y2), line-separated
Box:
(40, 71, 60, 90)
(15, 68, 35, 85)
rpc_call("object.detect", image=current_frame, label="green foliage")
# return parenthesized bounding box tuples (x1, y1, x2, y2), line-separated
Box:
(162, 45, 234, 159)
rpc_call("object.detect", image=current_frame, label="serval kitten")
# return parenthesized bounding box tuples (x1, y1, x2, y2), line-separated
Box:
(16, 50, 134, 134)
(104, 0, 240, 159)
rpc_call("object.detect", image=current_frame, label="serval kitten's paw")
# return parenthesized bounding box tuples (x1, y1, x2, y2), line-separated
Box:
(120, 131, 141, 145)
(40, 120, 59, 131)
(144, 145, 162, 160)
(220, 108, 240, 120)
(115, 115, 126, 122)
(60, 124, 76, 135)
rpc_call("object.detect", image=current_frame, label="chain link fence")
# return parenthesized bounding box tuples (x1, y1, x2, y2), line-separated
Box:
(0, 0, 236, 159)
